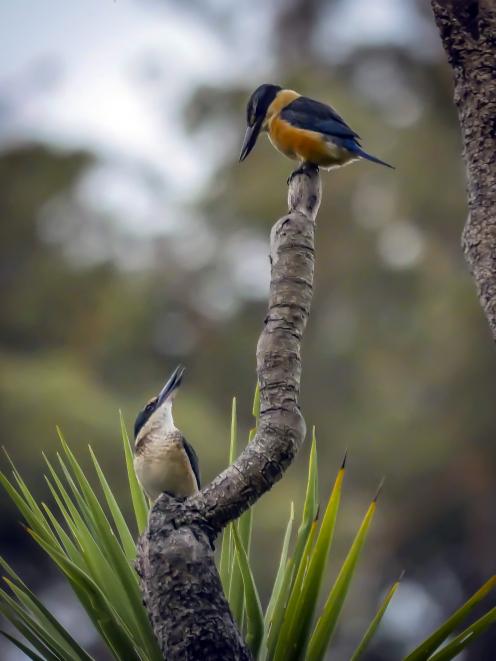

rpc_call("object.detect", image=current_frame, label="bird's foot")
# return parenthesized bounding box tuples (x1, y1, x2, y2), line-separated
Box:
(161, 490, 185, 501)
(287, 163, 319, 185)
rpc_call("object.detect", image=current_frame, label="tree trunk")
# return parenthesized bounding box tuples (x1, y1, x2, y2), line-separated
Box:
(136, 168, 321, 659)
(431, 1, 496, 339)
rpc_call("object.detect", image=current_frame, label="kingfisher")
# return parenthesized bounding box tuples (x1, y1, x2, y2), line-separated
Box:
(133, 365, 200, 501)
(240, 84, 393, 176)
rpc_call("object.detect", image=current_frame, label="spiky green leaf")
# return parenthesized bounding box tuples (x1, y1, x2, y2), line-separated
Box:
(350, 573, 403, 661)
(232, 526, 264, 658)
(427, 606, 496, 661)
(220, 397, 238, 594)
(404, 575, 496, 661)
(282, 456, 346, 659)
(119, 411, 148, 534)
(307, 491, 379, 661)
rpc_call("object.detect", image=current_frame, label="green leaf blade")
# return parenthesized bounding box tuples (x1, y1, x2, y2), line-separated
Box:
(286, 455, 346, 658)
(272, 516, 319, 661)
(350, 574, 402, 661)
(426, 606, 496, 661)
(120, 412, 148, 535)
(88, 446, 136, 562)
(219, 397, 238, 595)
(264, 501, 295, 631)
(232, 525, 264, 658)
(307, 495, 378, 661)
(404, 575, 496, 661)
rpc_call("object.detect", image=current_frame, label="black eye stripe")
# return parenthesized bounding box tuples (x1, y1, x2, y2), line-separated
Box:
(145, 397, 158, 411)
(134, 398, 158, 438)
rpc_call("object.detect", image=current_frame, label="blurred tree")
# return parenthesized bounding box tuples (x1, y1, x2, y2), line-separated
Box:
(1, 1, 496, 657)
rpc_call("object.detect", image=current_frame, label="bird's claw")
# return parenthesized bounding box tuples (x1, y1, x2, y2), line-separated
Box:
(162, 490, 185, 501)
(287, 163, 319, 185)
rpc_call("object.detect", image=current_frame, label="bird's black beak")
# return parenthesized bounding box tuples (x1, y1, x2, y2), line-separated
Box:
(156, 365, 185, 407)
(239, 118, 263, 162)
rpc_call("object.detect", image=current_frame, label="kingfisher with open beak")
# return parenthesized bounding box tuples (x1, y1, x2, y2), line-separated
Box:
(240, 84, 393, 176)
(133, 365, 200, 501)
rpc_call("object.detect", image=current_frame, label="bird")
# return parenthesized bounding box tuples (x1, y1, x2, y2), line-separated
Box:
(239, 83, 393, 177)
(133, 365, 200, 501)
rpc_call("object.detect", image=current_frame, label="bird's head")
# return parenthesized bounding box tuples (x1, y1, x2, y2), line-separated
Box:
(134, 365, 185, 448)
(240, 83, 281, 162)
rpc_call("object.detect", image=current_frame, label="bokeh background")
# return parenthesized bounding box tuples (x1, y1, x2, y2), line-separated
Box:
(1, 1, 495, 659)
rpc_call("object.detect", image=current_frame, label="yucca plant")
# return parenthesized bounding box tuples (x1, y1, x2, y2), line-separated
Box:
(219, 391, 496, 660)
(0, 417, 160, 661)
(0, 395, 494, 660)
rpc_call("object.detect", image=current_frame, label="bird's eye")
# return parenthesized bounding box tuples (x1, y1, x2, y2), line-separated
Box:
(145, 399, 156, 413)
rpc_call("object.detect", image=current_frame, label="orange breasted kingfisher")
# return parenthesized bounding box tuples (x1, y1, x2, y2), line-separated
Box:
(240, 84, 393, 176)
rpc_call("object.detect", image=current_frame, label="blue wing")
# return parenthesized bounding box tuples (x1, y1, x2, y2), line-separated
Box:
(182, 437, 201, 489)
(280, 96, 360, 142)
(281, 96, 393, 168)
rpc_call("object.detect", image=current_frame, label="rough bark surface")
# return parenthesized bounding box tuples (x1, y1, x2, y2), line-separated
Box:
(431, 0, 496, 339)
(136, 168, 321, 659)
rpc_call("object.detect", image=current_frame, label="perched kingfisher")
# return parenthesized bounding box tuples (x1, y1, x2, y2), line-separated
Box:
(133, 365, 200, 501)
(240, 84, 393, 175)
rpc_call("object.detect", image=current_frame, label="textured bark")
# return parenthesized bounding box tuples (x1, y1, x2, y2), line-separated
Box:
(136, 168, 321, 659)
(136, 496, 249, 660)
(431, 1, 496, 339)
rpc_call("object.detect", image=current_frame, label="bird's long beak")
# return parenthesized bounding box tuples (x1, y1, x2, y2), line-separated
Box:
(156, 365, 186, 408)
(239, 118, 263, 161)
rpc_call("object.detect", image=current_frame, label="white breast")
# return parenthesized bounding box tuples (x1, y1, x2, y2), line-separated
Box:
(134, 435, 198, 500)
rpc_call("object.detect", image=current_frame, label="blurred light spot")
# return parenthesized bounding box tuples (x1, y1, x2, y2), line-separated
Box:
(316, 0, 440, 61)
(320, 300, 357, 354)
(351, 58, 424, 127)
(39, 192, 157, 270)
(226, 231, 269, 300)
(153, 312, 198, 356)
(78, 163, 163, 233)
(352, 177, 396, 229)
(190, 272, 239, 321)
(381, 580, 444, 649)
(377, 220, 424, 270)
(170, 214, 217, 271)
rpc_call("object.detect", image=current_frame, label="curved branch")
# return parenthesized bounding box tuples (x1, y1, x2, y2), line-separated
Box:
(136, 169, 321, 659)
(431, 1, 496, 339)
(192, 168, 320, 530)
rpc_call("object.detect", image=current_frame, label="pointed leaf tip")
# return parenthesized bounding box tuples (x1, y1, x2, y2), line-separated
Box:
(398, 569, 406, 582)
(373, 477, 386, 502)
(341, 449, 348, 469)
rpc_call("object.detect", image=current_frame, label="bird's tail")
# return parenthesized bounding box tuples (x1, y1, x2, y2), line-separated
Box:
(350, 145, 394, 169)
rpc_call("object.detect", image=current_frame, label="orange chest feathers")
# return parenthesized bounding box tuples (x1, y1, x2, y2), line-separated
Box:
(268, 115, 325, 162)
(268, 115, 348, 167)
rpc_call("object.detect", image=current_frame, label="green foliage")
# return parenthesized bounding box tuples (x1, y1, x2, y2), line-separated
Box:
(0, 396, 494, 660)
(403, 576, 496, 661)
(221, 395, 496, 660)
(350, 574, 402, 661)
(0, 425, 159, 661)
